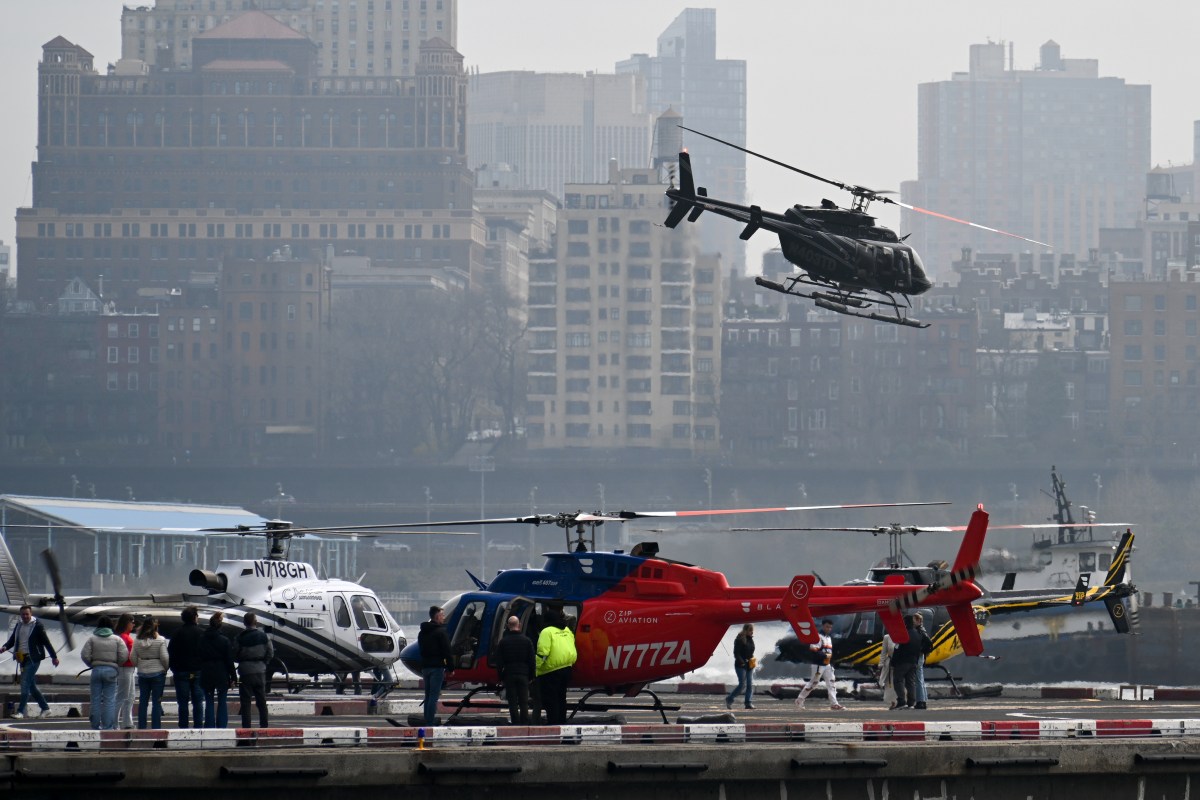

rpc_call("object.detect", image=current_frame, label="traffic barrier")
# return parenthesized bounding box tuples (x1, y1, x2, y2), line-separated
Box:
(3, 720, 1200, 750)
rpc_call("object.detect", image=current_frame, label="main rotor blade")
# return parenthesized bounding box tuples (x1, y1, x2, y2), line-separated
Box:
(895, 200, 1053, 249)
(730, 521, 1133, 533)
(679, 125, 851, 193)
(580, 501, 950, 522)
(205, 529, 476, 538)
(273, 517, 541, 532)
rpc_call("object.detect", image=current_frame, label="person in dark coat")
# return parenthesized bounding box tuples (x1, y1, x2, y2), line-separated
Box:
(198, 611, 236, 728)
(725, 623, 756, 710)
(167, 605, 205, 728)
(891, 613, 932, 709)
(0, 605, 60, 719)
(417, 605, 454, 726)
(493, 615, 536, 725)
(233, 611, 274, 728)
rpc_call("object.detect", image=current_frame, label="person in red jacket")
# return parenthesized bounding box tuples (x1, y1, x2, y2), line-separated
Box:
(115, 612, 137, 730)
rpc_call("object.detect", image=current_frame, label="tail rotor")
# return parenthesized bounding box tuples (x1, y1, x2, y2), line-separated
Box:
(40, 549, 75, 650)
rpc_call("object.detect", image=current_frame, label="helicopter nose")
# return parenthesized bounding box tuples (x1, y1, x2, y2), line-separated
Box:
(908, 250, 932, 293)
(398, 641, 423, 677)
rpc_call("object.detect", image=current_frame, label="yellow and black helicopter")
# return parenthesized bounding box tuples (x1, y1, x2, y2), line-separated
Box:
(664, 126, 1050, 328)
(756, 471, 1136, 686)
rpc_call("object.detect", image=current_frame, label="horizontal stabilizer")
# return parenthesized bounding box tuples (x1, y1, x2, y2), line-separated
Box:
(687, 205, 705, 222)
(947, 601, 984, 657)
(781, 575, 818, 644)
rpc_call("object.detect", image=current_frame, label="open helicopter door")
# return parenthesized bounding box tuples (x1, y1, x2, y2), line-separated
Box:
(329, 593, 360, 657)
(450, 597, 488, 670)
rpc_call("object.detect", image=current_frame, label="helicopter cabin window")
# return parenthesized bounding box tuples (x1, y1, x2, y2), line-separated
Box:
(350, 594, 387, 631)
(451, 601, 486, 667)
(333, 595, 352, 628)
(1079, 553, 1097, 573)
(856, 613, 875, 637)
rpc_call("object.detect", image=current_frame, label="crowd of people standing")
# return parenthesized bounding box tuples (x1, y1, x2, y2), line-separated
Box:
(4, 605, 278, 730)
(417, 603, 578, 727)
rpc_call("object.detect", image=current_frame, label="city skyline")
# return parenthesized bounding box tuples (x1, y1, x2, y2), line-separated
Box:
(3, 1, 1200, 277)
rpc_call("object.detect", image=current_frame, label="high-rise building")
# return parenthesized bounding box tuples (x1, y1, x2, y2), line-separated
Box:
(617, 8, 746, 274)
(467, 71, 654, 203)
(121, 0, 456, 77)
(19, 17, 478, 309)
(1108, 273, 1200, 452)
(157, 252, 331, 455)
(524, 161, 722, 452)
(903, 40, 1150, 280)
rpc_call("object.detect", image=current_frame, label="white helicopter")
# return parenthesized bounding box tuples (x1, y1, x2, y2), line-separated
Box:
(0, 520, 470, 690)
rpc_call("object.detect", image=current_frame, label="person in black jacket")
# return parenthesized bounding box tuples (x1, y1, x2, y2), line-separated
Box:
(891, 613, 932, 710)
(167, 605, 205, 728)
(233, 611, 274, 729)
(417, 605, 454, 726)
(198, 611, 236, 728)
(725, 624, 756, 710)
(0, 605, 60, 719)
(493, 615, 536, 725)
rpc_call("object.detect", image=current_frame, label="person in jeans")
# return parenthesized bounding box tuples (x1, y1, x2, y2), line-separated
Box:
(199, 611, 236, 728)
(233, 612, 273, 729)
(81, 614, 129, 730)
(725, 623, 756, 710)
(131, 617, 170, 729)
(167, 605, 204, 728)
(417, 605, 454, 727)
(114, 613, 137, 730)
(0, 605, 60, 719)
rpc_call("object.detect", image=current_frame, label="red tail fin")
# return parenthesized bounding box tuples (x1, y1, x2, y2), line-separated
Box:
(781, 575, 819, 644)
(947, 602, 984, 656)
(952, 505, 988, 574)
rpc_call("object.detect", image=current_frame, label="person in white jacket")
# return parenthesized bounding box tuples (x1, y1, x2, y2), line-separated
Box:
(81, 615, 130, 730)
(131, 618, 170, 729)
(879, 633, 897, 710)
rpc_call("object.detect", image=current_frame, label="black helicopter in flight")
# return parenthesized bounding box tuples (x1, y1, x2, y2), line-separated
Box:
(664, 126, 1051, 328)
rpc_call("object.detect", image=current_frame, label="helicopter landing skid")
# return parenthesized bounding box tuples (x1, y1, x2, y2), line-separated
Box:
(569, 687, 680, 724)
(444, 684, 507, 723)
(756, 275, 929, 328)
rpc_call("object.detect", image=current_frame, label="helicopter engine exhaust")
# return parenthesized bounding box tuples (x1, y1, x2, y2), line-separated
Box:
(189, 569, 228, 593)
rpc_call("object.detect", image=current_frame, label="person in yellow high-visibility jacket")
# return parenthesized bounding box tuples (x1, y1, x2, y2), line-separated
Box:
(535, 609, 577, 724)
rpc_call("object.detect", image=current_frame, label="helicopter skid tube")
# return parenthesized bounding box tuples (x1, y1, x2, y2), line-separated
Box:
(570, 687, 680, 725)
(814, 297, 929, 328)
(811, 290, 870, 308)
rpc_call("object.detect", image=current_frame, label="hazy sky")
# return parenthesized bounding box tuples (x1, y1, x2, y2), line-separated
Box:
(3, 1, 1199, 271)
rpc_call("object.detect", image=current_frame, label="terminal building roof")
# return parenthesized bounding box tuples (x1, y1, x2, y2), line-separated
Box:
(0, 495, 268, 534)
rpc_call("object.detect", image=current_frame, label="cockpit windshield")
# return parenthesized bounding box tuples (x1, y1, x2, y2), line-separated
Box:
(439, 594, 463, 627)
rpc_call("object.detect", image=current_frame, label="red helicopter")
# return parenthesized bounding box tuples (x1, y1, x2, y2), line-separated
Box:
(374, 501, 992, 718)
